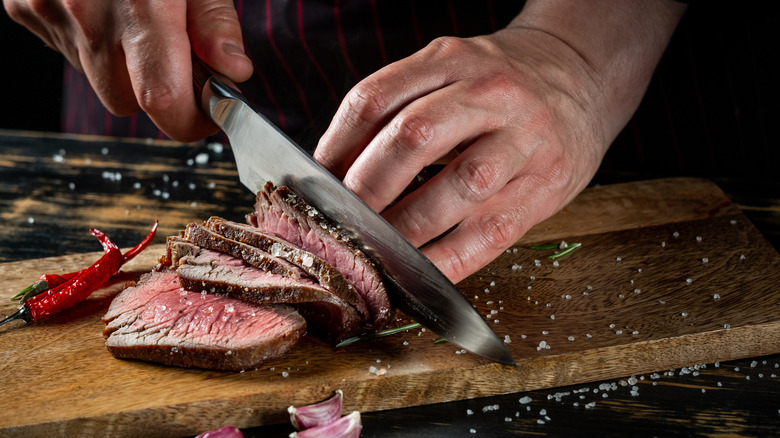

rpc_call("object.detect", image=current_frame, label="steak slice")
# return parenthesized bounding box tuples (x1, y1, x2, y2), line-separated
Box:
(103, 270, 305, 371)
(202, 216, 369, 320)
(173, 241, 365, 338)
(183, 222, 306, 281)
(248, 183, 392, 329)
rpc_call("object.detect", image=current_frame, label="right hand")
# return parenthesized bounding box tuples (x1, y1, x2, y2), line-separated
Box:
(3, 0, 253, 142)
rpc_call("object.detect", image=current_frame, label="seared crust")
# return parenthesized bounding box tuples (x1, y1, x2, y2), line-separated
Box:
(250, 183, 392, 329)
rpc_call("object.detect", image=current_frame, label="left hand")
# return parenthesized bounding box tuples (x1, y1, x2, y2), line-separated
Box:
(314, 0, 686, 283)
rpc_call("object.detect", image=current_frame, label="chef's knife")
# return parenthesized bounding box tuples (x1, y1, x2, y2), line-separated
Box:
(192, 58, 515, 366)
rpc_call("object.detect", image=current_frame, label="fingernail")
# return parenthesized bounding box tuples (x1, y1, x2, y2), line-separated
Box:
(222, 40, 249, 60)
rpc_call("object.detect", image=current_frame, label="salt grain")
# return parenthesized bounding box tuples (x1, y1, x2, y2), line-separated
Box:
(713, 294, 720, 300)
(519, 396, 532, 404)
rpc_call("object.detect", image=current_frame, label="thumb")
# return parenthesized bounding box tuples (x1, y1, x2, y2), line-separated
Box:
(187, 0, 253, 83)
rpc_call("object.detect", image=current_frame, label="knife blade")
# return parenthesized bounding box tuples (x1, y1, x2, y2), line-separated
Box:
(192, 58, 515, 366)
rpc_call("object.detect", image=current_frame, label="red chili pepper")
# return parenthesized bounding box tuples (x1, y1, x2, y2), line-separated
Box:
(1, 221, 158, 327)
(121, 220, 158, 263)
(24, 228, 123, 320)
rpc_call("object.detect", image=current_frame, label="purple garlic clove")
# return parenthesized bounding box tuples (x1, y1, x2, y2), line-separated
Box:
(289, 411, 362, 438)
(288, 389, 344, 430)
(195, 425, 244, 438)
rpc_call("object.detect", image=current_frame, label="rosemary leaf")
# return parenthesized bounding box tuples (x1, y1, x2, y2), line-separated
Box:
(529, 243, 559, 250)
(336, 322, 422, 347)
(548, 242, 582, 259)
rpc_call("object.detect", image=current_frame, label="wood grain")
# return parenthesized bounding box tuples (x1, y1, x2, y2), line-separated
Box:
(1, 177, 779, 437)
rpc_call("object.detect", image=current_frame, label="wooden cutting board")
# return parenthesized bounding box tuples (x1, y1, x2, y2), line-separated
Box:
(1, 177, 779, 437)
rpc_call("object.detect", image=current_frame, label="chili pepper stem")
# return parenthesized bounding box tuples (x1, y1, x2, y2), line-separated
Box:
(10, 280, 49, 302)
(0, 306, 32, 329)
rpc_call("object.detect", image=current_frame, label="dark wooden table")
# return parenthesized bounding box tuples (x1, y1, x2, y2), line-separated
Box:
(1, 130, 779, 437)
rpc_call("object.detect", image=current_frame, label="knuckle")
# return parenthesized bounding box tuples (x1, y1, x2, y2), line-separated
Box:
(137, 84, 177, 115)
(394, 206, 427, 245)
(472, 209, 521, 253)
(425, 36, 472, 59)
(388, 112, 434, 156)
(451, 154, 502, 203)
(341, 79, 388, 129)
(196, 1, 240, 23)
(438, 244, 472, 282)
(343, 173, 381, 209)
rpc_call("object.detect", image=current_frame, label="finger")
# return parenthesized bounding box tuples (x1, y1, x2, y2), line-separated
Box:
(3, 0, 71, 62)
(121, 0, 217, 142)
(61, 2, 140, 116)
(187, 0, 253, 83)
(421, 173, 568, 283)
(314, 37, 470, 178)
(343, 80, 496, 212)
(382, 130, 527, 247)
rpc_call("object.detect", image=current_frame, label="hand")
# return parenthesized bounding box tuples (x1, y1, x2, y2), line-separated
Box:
(314, 0, 686, 283)
(3, 0, 253, 142)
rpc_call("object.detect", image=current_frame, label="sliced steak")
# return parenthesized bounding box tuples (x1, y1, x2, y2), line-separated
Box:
(202, 216, 369, 320)
(173, 242, 365, 338)
(183, 222, 305, 281)
(248, 183, 392, 329)
(103, 270, 306, 371)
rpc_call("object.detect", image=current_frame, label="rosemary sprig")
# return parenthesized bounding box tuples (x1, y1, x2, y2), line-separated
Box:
(549, 242, 582, 259)
(529, 241, 582, 259)
(336, 322, 422, 347)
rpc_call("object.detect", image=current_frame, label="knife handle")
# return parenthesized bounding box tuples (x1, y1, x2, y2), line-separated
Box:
(192, 55, 213, 95)
(191, 53, 246, 116)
